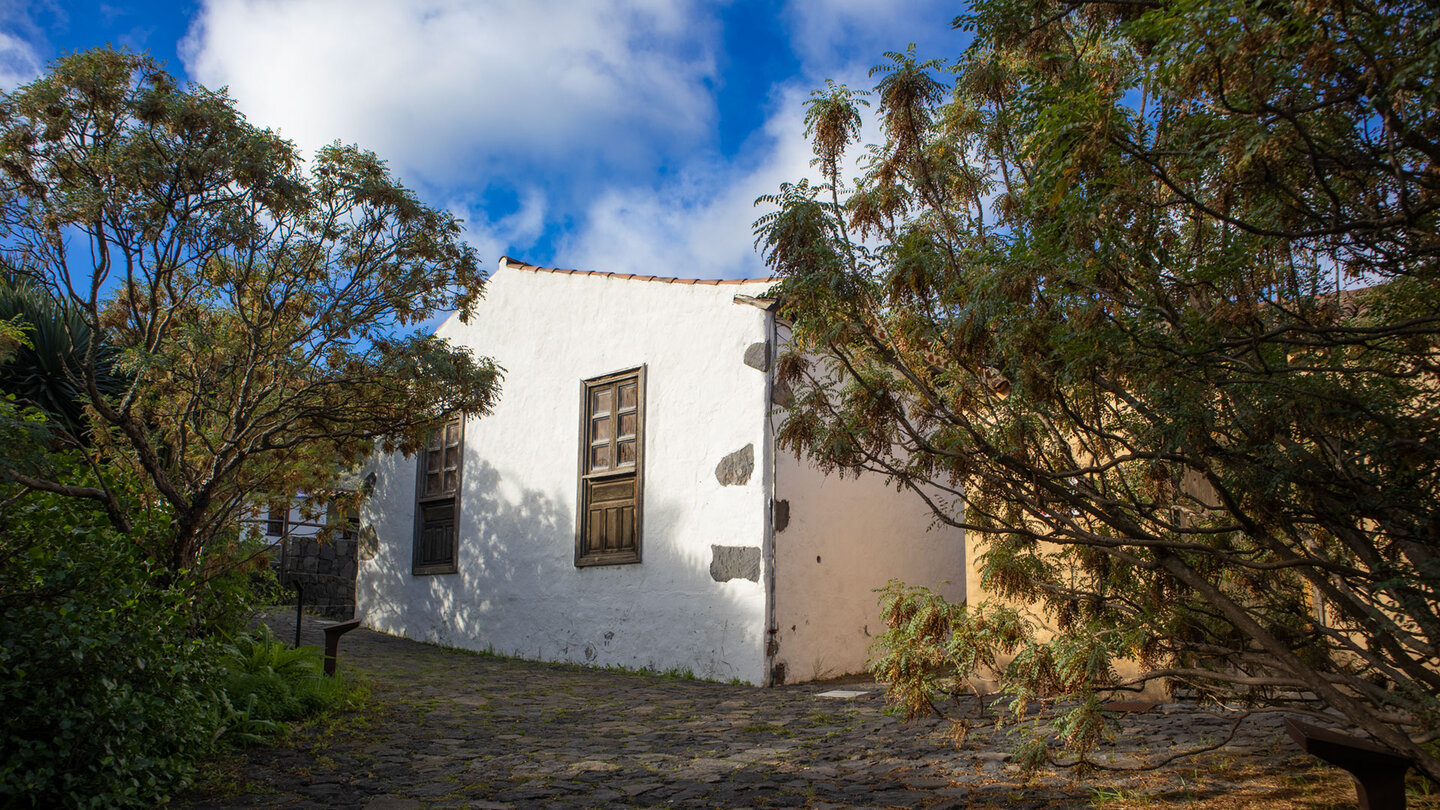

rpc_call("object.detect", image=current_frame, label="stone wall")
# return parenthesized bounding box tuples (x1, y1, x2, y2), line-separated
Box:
(279, 537, 358, 620)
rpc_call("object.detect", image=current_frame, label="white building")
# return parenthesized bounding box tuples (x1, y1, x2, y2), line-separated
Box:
(355, 257, 965, 685)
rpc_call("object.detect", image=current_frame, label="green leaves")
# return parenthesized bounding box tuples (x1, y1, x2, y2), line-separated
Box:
(760, 0, 1440, 780)
(0, 48, 502, 573)
(0, 480, 219, 808)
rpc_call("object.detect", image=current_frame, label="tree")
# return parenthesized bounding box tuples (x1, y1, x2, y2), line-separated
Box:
(0, 49, 501, 576)
(0, 261, 129, 439)
(756, 0, 1439, 780)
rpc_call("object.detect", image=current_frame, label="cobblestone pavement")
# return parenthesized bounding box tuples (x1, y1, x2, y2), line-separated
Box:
(178, 614, 1338, 809)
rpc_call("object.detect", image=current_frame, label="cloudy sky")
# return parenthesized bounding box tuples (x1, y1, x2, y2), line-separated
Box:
(4, 0, 965, 279)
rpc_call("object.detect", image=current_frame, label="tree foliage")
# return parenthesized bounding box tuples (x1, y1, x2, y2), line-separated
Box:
(0, 262, 128, 438)
(0, 49, 501, 574)
(0, 466, 219, 808)
(757, 0, 1439, 778)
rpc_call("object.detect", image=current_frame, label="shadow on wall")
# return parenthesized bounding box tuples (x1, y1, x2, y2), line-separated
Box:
(358, 457, 764, 682)
(360, 459, 565, 646)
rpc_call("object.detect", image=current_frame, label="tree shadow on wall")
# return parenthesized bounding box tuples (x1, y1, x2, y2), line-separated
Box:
(358, 457, 762, 681)
(359, 458, 566, 646)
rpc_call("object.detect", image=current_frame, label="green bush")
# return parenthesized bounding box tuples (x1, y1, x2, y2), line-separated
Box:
(0, 490, 221, 809)
(217, 623, 363, 729)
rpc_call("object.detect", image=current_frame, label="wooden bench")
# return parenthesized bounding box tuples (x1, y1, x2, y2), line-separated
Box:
(322, 618, 362, 676)
(1284, 717, 1413, 810)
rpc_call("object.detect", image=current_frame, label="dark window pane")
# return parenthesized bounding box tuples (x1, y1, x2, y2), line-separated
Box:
(617, 439, 636, 466)
(266, 505, 286, 537)
(591, 388, 612, 416)
(420, 499, 455, 567)
(590, 445, 611, 471)
(618, 382, 637, 409)
(592, 416, 612, 441)
(618, 412, 636, 438)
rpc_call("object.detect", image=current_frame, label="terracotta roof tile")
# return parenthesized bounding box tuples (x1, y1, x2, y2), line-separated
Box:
(498, 256, 774, 286)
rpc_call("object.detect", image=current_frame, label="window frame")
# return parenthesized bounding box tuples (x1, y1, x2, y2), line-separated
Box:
(412, 416, 464, 575)
(265, 504, 288, 538)
(575, 365, 646, 567)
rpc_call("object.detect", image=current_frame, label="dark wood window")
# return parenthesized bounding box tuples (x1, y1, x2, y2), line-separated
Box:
(577, 367, 644, 566)
(413, 417, 462, 575)
(266, 504, 287, 537)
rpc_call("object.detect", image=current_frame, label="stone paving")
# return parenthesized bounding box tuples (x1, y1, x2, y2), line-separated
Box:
(177, 614, 1339, 809)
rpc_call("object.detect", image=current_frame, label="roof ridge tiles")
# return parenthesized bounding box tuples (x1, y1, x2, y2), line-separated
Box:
(498, 255, 773, 286)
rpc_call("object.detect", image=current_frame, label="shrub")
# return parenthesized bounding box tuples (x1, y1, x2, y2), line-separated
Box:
(0, 489, 221, 808)
(217, 622, 366, 730)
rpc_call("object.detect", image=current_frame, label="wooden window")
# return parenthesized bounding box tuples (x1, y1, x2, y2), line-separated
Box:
(266, 504, 287, 537)
(413, 417, 463, 575)
(576, 367, 644, 566)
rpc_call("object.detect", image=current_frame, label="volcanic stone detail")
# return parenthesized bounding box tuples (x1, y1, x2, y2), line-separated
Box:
(358, 525, 379, 561)
(743, 341, 770, 372)
(771, 379, 794, 408)
(709, 545, 761, 582)
(773, 499, 790, 532)
(715, 443, 755, 486)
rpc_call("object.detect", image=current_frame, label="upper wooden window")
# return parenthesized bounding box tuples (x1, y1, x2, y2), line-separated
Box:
(577, 367, 644, 567)
(414, 417, 462, 575)
(265, 504, 287, 537)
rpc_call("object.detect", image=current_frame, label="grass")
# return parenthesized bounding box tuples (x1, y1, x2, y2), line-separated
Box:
(740, 722, 797, 739)
(187, 671, 375, 801)
(1070, 754, 1440, 810)
(1089, 785, 1155, 807)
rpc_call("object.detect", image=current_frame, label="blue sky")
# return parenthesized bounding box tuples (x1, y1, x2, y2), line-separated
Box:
(2, 1, 966, 280)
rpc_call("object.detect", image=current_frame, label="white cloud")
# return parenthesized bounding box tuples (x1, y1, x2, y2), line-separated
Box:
(559, 80, 837, 280)
(0, 0, 44, 92)
(451, 186, 548, 267)
(559, 54, 905, 281)
(0, 30, 40, 90)
(177, 0, 952, 281)
(181, 0, 719, 186)
(782, 0, 962, 78)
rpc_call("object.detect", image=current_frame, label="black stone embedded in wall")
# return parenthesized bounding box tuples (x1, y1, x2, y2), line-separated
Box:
(771, 379, 794, 408)
(710, 544, 762, 582)
(743, 341, 770, 372)
(773, 498, 790, 532)
(716, 443, 755, 486)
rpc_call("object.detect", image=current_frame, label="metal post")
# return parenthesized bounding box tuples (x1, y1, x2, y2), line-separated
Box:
(294, 582, 304, 648)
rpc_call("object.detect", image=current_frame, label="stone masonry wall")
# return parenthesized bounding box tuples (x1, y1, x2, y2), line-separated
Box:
(279, 537, 358, 620)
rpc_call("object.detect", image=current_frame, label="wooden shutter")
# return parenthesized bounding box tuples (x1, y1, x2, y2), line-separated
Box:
(577, 367, 644, 566)
(413, 417, 463, 575)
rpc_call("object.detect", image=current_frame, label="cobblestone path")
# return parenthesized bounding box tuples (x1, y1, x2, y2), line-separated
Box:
(178, 615, 1343, 809)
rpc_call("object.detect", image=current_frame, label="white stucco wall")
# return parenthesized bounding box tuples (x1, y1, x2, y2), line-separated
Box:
(769, 355, 968, 684)
(355, 264, 775, 683)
